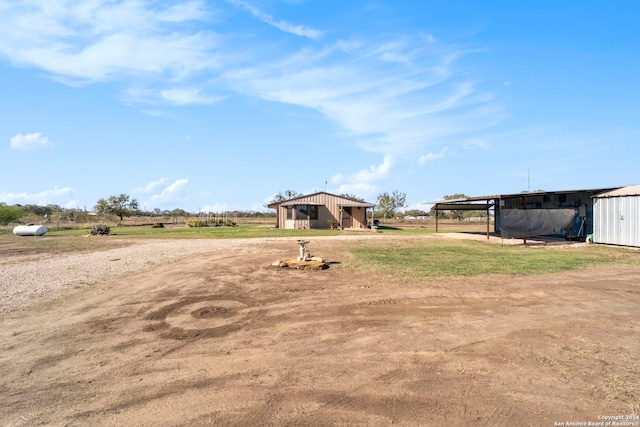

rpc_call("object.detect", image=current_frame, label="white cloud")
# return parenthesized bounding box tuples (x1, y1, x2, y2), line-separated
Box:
(0, 187, 75, 206)
(136, 178, 189, 209)
(463, 137, 491, 151)
(63, 199, 81, 209)
(159, 88, 224, 106)
(399, 201, 432, 213)
(0, 1, 503, 158)
(133, 178, 169, 194)
(0, 1, 218, 84)
(332, 154, 394, 184)
(150, 179, 189, 201)
(225, 37, 501, 155)
(200, 203, 231, 213)
(335, 183, 377, 198)
(331, 154, 394, 199)
(418, 147, 448, 166)
(421, 33, 437, 44)
(227, 0, 323, 39)
(10, 133, 53, 150)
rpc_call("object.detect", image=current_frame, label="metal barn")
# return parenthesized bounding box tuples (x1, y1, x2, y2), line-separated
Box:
(432, 187, 619, 240)
(268, 191, 375, 230)
(495, 188, 618, 239)
(593, 185, 640, 247)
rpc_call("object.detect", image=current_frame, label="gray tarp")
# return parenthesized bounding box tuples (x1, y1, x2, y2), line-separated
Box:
(500, 208, 576, 239)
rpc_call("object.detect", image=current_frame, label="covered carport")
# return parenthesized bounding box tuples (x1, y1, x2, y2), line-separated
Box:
(431, 187, 619, 242)
(431, 197, 496, 240)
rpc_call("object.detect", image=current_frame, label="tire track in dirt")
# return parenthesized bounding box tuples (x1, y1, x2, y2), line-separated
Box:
(144, 295, 265, 340)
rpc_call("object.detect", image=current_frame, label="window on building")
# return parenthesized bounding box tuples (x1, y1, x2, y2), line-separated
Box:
(309, 205, 318, 220)
(296, 205, 309, 220)
(286, 206, 293, 220)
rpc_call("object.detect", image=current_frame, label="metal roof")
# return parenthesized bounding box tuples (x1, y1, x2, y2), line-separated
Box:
(429, 187, 621, 205)
(267, 191, 375, 208)
(593, 185, 640, 198)
(433, 203, 493, 210)
(338, 202, 376, 208)
(280, 201, 323, 206)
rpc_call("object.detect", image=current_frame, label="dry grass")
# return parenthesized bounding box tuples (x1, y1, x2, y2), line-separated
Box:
(0, 234, 133, 264)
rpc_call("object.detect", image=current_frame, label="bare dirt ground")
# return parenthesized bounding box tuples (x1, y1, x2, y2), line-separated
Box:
(1, 235, 639, 426)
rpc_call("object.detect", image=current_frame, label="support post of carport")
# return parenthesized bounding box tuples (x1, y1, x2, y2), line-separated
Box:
(486, 200, 490, 240)
(435, 204, 439, 233)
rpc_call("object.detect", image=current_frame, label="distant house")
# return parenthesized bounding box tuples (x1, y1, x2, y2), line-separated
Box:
(267, 192, 375, 230)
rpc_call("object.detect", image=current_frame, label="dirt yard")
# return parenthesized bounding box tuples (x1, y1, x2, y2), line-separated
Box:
(1, 235, 639, 426)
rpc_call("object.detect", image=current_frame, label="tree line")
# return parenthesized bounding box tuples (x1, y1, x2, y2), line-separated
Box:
(1, 190, 484, 226)
(0, 194, 275, 226)
(269, 190, 486, 221)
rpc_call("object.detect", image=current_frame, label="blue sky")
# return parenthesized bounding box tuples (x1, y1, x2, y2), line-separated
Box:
(1, 1, 639, 213)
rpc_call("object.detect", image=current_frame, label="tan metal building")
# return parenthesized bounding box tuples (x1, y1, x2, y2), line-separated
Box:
(267, 192, 375, 230)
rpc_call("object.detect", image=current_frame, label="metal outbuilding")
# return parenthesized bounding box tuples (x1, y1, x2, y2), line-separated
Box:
(431, 187, 619, 240)
(267, 191, 375, 230)
(593, 185, 640, 247)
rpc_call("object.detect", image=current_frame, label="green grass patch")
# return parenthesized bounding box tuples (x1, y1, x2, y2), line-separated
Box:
(351, 239, 638, 278)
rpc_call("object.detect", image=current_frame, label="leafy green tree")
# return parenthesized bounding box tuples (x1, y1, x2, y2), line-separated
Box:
(72, 210, 90, 223)
(169, 208, 190, 217)
(376, 190, 407, 220)
(520, 189, 544, 193)
(442, 193, 468, 221)
(340, 193, 366, 202)
(94, 194, 139, 221)
(403, 209, 429, 217)
(22, 204, 64, 217)
(0, 203, 24, 225)
(269, 190, 300, 204)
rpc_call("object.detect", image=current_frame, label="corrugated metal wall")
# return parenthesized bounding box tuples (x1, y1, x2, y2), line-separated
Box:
(275, 193, 369, 229)
(594, 195, 640, 247)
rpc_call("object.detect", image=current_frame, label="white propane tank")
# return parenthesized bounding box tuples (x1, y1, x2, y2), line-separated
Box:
(13, 224, 48, 236)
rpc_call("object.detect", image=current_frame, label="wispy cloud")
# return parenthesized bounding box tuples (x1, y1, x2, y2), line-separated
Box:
(462, 136, 494, 151)
(10, 133, 53, 150)
(227, 0, 323, 39)
(0, 1, 219, 88)
(225, 38, 501, 155)
(201, 203, 231, 213)
(159, 88, 224, 106)
(331, 154, 394, 197)
(142, 178, 190, 208)
(133, 178, 170, 194)
(418, 147, 448, 166)
(133, 178, 190, 209)
(0, 186, 75, 206)
(0, 1, 503, 176)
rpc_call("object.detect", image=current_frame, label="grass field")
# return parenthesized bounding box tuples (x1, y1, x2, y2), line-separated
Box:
(351, 237, 640, 278)
(3, 220, 638, 277)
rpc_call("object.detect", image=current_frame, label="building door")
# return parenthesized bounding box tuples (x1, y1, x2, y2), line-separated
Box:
(342, 207, 352, 228)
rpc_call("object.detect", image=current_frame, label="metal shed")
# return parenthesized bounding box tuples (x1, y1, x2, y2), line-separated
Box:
(431, 187, 619, 240)
(267, 191, 375, 230)
(593, 185, 640, 247)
